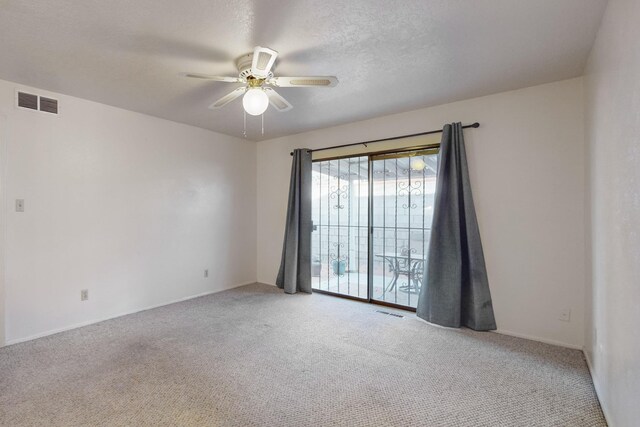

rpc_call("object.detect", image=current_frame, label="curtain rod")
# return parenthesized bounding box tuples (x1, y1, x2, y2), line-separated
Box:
(289, 122, 480, 156)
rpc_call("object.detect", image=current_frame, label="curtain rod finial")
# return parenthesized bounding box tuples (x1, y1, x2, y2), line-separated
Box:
(471, 122, 480, 128)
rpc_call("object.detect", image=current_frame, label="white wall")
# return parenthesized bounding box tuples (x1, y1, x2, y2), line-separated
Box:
(258, 78, 586, 349)
(0, 79, 257, 345)
(0, 112, 6, 346)
(584, 0, 640, 425)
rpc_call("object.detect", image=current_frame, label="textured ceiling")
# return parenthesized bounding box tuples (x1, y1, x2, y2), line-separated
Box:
(0, 0, 607, 141)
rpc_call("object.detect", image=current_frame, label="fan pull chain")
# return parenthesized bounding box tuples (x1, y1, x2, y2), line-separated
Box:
(261, 113, 264, 135)
(243, 110, 247, 138)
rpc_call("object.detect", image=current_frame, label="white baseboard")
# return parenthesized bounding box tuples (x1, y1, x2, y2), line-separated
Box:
(584, 350, 612, 426)
(491, 329, 583, 350)
(4, 280, 256, 346)
(257, 280, 277, 287)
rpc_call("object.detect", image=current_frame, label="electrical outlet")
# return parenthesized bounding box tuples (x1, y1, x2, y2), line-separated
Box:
(204, 269, 209, 278)
(80, 289, 89, 301)
(15, 199, 24, 212)
(559, 308, 571, 322)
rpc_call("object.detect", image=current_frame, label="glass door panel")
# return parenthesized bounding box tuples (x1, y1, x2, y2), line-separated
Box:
(311, 157, 369, 299)
(370, 150, 438, 309)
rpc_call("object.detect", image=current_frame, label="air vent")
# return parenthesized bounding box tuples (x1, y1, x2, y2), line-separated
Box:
(39, 97, 58, 114)
(17, 92, 38, 110)
(16, 91, 59, 115)
(375, 310, 404, 318)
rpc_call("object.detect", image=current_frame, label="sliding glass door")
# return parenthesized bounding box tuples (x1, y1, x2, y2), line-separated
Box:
(311, 149, 438, 310)
(370, 150, 438, 309)
(311, 157, 369, 299)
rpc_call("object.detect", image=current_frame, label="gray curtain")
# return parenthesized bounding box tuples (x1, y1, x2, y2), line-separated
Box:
(416, 123, 496, 331)
(276, 148, 313, 294)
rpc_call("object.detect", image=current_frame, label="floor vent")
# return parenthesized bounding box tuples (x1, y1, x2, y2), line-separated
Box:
(376, 310, 404, 318)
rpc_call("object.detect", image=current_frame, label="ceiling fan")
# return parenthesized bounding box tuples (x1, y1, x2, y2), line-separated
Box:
(181, 46, 338, 117)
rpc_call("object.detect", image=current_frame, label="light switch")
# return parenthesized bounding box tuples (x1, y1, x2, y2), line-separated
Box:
(15, 199, 24, 212)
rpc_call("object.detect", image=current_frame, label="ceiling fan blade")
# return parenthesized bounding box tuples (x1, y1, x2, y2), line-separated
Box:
(208, 87, 246, 109)
(251, 46, 278, 78)
(268, 76, 338, 88)
(264, 87, 293, 112)
(181, 72, 242, 83)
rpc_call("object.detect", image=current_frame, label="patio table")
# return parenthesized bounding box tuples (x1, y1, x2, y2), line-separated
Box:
(375, 252, 425, 294)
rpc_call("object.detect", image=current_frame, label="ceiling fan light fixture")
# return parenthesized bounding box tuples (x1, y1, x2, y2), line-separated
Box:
(242, 88, 269, 116)
(182, 45, 338, 124)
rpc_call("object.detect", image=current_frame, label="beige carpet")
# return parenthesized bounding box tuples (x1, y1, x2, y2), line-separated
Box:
(0, 283, 605, 426)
